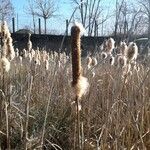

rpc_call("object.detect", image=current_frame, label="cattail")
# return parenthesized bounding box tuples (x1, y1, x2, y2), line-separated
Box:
(57, 60, 61, 68)
(54, 51, 58, 59)
(45, 53, 49, 61)
(0, 57, 10, 72)
(71, 22, 89, 99)
(31, 49, 35, 58)
(1, 21, 15, 61)
(1, 21, 9, 38)
(27, 33, 32, 51)
(106, 38, 115, 54)
(118, 55, 127, 68)
(19, 56, 23, 65)
(73, 76, 89, 98)
(45, 60, 49, 70)
(22, 49, 27, 58)
(27, 52, 32, 62)
(120, 41, 127, 56)
(15, 48, 19, 57)
(87, 56, 92, 69)
(1, 39, 7, 57)
(7, 43, 15, 61)
(71, 23, 82, 86)
(34, 54, 40, 65)
(41, 50, 47, 62)
(34, 49, 41, 65)
(127, 42, 138, 62)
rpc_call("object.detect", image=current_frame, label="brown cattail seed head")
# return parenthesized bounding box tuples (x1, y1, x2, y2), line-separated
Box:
(71, 24, 82, 86)
(71, 23, 89, 99)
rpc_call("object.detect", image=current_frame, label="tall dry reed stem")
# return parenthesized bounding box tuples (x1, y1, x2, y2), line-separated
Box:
(5, 102, 10, 150)
(40, 64, 58, 149)
(24, 75, 33, 150)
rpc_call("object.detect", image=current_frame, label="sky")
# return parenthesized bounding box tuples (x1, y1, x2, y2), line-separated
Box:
(11, 0, 72, 34)
(11, 0, 114, 35)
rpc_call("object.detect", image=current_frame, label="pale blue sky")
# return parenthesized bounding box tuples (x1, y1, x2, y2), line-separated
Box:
(11, 0, 115, 35)
(11, 0, 72, 34)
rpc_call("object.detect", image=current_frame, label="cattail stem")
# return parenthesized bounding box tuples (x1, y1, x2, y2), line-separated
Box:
(76, 96, 81, 150)
(24, 75, 33, 150)
(5, 102, 10, 150)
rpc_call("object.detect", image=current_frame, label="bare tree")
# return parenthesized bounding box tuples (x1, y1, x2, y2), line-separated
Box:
(113, 0, 144, 41)
(127, 8, 143, 39)
(0, 0, 14, 22)
(26, 0, 36, 34)
(33, 0, 57, 34)
(114, 0, 125, 38)
(71, 0, 110, 36)
(138, 0, 150, 39)
(138, 0, 150, 54)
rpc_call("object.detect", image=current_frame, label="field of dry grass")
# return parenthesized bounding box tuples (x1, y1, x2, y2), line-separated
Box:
(0, 21, 150, 150)
(0, 52, 149, 150)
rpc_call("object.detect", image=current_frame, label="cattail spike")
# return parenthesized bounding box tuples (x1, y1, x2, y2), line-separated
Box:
(71, 23, 89, 99)
(71, 24, 82, 86)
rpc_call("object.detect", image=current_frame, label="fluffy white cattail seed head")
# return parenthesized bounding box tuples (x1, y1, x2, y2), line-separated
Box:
(118, 55, 127, 68)
(120, 41, 127, 56)
(73, 76, 89, 99)
(22, 49, 27, 58)
(127, 42, 138, 61)
(87, 56, 92, 69)
(0, 57, 10, 72)
(107, 38, 115, 54)
(74, 22, 86, 35)
(31, 49, 35, 58)
(15, 48, 19, 57)
(27, 33, 32, 51)
(7, 44, 15, 61)
(45, 60, 49, 70)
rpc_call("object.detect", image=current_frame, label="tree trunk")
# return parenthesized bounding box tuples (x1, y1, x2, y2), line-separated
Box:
(80, 0, 84, 25)
(33, 14, 36, 34)
(44, 18, 47, 34)
(114, 22, 118, 39)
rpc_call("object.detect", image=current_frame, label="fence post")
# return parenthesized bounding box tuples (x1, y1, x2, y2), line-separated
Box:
(39, 18, 41, 35)
(12, 17, 15, 33)
(66, 19, 69, 36)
